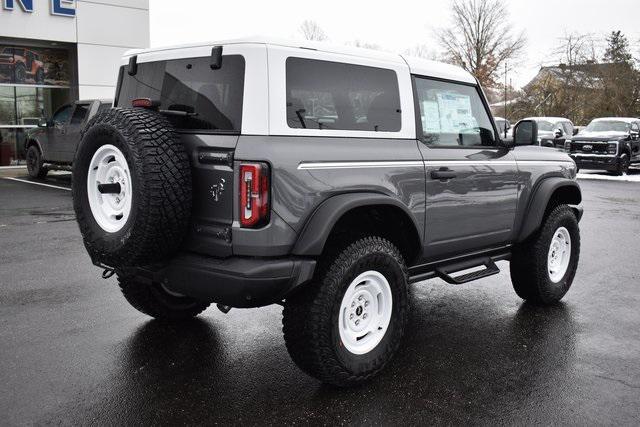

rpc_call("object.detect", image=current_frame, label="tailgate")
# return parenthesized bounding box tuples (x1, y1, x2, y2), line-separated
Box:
(180, 133, 238, 257)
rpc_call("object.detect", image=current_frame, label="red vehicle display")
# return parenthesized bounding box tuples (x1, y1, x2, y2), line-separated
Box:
(0, 47, 45, 84)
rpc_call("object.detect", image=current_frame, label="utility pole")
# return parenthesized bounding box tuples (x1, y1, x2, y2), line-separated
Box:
(504, 62, 508, 138)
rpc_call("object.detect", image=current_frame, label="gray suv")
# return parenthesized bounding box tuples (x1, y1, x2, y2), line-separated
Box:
(25, 99, 112, 178)
(72, 38, 583, 386)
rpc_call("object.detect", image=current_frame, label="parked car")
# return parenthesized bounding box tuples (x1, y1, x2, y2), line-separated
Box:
(24, 99, 112, 178)
(0, 47, 45, 84)
(522, 117, 575, 149)
(568, 117, 640, 175)
(71, 38, 583, 386)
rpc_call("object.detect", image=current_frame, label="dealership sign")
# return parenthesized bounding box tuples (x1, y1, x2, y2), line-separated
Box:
(2, 0, 75, 17)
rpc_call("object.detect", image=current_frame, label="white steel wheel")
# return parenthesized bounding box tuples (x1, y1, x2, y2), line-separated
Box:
(547, 226, 572, 283)
(338, 270, 393, 355)
(86, 144, 132, 233)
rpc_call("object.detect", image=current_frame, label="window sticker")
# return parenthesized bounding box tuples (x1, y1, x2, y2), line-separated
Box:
(436, 92, 474, 133)
(421, 101, 440, 133)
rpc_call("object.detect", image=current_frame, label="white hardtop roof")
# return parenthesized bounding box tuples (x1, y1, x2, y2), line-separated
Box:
(591, 117, 639, 123)
(524, 117, 572, 122)
(124, 36, 477, 84)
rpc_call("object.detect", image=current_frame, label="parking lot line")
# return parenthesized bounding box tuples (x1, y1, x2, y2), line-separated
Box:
(3, 177, 71, 192)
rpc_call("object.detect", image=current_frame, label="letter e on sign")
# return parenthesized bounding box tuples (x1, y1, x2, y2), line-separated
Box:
(51, 0, 75, 17)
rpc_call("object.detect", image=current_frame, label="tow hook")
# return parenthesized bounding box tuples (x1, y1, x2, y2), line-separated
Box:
(216, 304, 231, 314)
(101, 268, 116, 279)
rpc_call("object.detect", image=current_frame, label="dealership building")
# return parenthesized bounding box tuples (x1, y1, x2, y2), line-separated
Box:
(0, 0, 149, 166)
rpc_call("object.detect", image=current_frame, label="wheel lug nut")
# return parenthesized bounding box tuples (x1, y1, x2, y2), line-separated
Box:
(351, 301, 355, 307)
(355, 320, 360, 326)
(358, 296, 363, 301)
(349, 314, 354, 320)
(364, 301, 369, 307)
(363, 314, 368, 319)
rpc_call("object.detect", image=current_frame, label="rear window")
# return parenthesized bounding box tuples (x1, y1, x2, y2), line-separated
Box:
(286, 57, 401, 132)
(116, 55, 245, 132)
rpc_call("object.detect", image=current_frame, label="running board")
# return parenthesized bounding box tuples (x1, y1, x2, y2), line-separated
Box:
(408, 245, 510, 284)
(435, 258, 500, 285)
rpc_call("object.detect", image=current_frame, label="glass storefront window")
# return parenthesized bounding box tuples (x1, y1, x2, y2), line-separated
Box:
(0, 86, 16, 125)
(0, 42, 74, 166)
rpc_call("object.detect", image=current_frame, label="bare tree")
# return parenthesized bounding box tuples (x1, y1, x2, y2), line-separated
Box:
(436, 0, 526, 88)
(404, 44, 439, 60)
(299, 20, 328, 42)
(349, 40, 381, 50)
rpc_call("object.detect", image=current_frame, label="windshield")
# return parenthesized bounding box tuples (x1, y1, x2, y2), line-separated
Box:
(116, 55, 245, 132)
(585, 120, 630, 133)
(536, 120, 555, 132)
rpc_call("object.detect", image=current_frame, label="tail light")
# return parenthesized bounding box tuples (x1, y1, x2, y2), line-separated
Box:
(239, 163, 270, 228)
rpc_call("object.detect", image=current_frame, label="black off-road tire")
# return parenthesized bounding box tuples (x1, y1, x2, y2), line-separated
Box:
(282, 237, 409, 387)
(14, 63, 26, 83)
(72, 108, 192, 268)
(26, 145, 47, 178)
(615, 153, 630, 176)
(35, 68, 45, 84)
(119, 275, 210, 320)
(510, 204, 580, 305)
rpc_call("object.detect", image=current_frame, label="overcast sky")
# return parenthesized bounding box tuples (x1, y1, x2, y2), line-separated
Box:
(149, 0, 640, 88)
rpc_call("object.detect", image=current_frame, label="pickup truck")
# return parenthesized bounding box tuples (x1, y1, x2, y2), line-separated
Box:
(24, 99, 112, 178)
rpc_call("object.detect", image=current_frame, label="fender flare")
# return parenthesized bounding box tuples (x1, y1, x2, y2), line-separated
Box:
(291, 192, 422, 256)
(517, 177, 582, 242)
(25, 138, 44, 156)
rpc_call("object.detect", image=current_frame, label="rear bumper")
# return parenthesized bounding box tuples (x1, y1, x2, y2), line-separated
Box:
(132, 253, 316, 308)
(570, 154, 619, 171)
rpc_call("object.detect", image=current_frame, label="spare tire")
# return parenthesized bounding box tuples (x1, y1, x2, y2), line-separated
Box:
(72, 108, 192, 268)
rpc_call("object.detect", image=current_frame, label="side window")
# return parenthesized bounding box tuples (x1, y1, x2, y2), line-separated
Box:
(562, 122, 573, 136)
(52, 105, 72, 125)
(285, 57, 401, 132)
(413, 77, 496, 147)
(70, 104, 90, 126)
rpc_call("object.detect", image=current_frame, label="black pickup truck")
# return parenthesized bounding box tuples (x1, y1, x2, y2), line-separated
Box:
(24, 99, 112, 178)
(568, 117, 640, 175)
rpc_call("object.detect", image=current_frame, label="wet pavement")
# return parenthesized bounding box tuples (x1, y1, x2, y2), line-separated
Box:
(1, 172, 639, 425)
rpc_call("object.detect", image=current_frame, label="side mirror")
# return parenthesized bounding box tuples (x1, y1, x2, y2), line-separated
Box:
(38, 118, 48, 127)
(513, 120, 539, 146)
(554, 128, 564, 139)
(573, 128, 579, 136)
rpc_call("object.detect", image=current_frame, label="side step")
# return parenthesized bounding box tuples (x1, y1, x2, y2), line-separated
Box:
(435, 257, 500, 285)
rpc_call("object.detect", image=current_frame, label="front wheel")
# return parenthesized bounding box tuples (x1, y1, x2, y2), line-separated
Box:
(282, 237, 408, 386)
(118, 275, 210, 320)
(26, 145, 47, 178)
(615, 153, 630, 176)
(510, 204, 580, 305)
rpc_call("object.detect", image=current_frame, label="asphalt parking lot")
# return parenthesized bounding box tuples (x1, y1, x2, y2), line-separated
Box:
(1, 170, 639, 425)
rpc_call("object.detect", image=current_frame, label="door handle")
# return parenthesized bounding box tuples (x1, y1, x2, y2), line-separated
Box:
(430, 168, 457, 180)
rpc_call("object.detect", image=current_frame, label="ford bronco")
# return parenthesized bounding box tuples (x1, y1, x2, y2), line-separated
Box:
(25, 99, 112, 178)
(72, 38, 583, 387)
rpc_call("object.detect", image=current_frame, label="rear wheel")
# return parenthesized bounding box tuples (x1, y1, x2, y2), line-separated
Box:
(282, 236, 408, 386)
(26, 145, 47, 178)
(510, 204, 580, 305)
(14, 63, 26, 83)
(118, 275, 210, 320)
